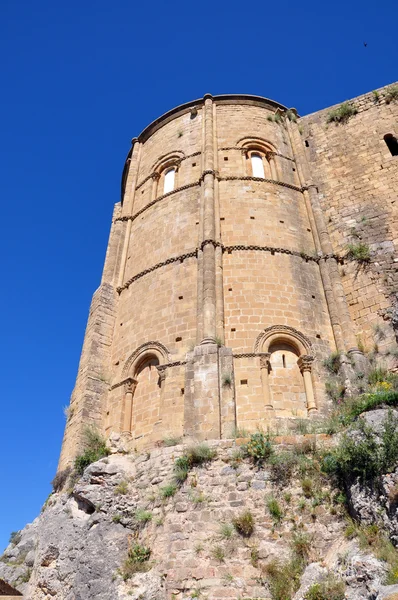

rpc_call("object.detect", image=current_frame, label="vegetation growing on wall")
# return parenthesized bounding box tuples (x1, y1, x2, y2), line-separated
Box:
(326, 102, 358, 124)
(385, 85, 398, 104)
(346, 242, 371, 263)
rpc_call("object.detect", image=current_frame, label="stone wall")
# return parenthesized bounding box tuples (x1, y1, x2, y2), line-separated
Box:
(301, 83, 398, 354)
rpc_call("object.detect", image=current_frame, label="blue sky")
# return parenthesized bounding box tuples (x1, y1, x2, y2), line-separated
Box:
(0, 0, 396, 551)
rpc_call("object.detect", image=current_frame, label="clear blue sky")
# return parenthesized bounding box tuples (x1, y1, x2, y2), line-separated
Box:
(0, 0, 396, 551)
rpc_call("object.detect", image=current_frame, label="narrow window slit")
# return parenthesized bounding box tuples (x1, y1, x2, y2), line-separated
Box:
(384, 134, 398, 156)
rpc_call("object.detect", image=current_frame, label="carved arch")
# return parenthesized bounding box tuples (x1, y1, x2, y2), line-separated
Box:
(236, 136, 277, 154)
(152, 151, 185, 175)
(122, 341, 170, 378)
(255, 326, 316, 413)
(254, 325, 312, 356)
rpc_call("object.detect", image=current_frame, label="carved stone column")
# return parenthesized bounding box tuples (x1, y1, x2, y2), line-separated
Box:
(156, 366, 167, 417)
(297, 355, 317, 413)
(118, 138, 142, 289)
(201, 93, 217, 344)
(123, 378, 137, 434)
(260, 353, 273, 409)
(266, 152, 278, 180)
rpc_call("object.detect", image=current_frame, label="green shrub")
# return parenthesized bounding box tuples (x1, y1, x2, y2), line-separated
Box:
(264, 558, 302, 600)
(9, 531, 21, 546)
(323, 352, 341, 374)
(174, 467, 189, 485)
(160, 483, 177, 498)
(346, 242, 371, 263)
(184, 444, 216, 467)
(301, 478, 313, 498)
(112, 513, 122, 523)
(304, 574, 345, 600)
(285, 109, 297, 122)
(266, 495, 283, 523)
(174, 455, 190, 471)
(163, 436, 182, 447)
(232, 510, 254, 536)
(211, 545, 225, 562)
(333, 390, 398, 426)
(291, 532, 311, 561)
(245, 432, 273, 463)
(115, 480, 129, 495)
(355, 524, 398, 584)
(269, 451, 298, 483)
(135, 509, 152, 524)
(121, 543, 151, 580)
(385, 85, 398, 104)
(326, 102, 358, 124)
(74, 427, 110, 476)
(368, 367, 389, 385)
(219, 523, 234, 539)
(322, 410, 398, 483)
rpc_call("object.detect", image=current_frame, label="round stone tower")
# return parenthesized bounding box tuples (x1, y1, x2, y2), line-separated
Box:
(59, 94, 363, 469)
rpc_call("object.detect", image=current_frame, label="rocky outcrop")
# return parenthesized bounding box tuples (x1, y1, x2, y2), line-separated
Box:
(1, 411, 397, 599)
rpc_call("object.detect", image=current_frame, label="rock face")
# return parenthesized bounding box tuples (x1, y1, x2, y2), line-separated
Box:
(1, 412, 398, 599)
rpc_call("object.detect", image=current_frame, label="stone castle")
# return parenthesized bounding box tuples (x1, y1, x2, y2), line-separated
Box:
(58, 84, 398, 470)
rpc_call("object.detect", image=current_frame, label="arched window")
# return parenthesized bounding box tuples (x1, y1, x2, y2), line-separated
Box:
(251, 153, 265, 178)
(384, 134, 398, 157)
(163, 168, 176, 194)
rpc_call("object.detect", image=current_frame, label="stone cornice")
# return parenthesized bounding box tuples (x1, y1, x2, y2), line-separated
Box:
(116, 243, 345, 293)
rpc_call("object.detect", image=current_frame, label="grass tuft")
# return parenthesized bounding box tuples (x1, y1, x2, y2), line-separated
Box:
(326, 102, 358, 124)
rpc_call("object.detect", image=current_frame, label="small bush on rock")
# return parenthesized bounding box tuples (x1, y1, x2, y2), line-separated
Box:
(219, 523, 234, 539)
(121, 543, 151, 580)
(323, 352, 341, 374)
(291, 532, 311, 561)
(185, 443, 216, 466)
(322, 410, 398, 483)
(264, 559, 301, 600)
(304, 574, 345, 600)
(266, 496, 283, 523)
(174, 467, 189, 485)
(135, 509, 152, 524)
(233, 510, 254, 537)
(245, 432, 273, 463)
(269, 451, 298, 483)
(9, 531, 21, 546)
(160, 483, 177, 498)
(74, 426, 110, 476)
(115, 480, 129, 495)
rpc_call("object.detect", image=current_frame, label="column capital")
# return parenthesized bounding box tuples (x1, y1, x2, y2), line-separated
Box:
(297, 355, 314, 373)
(259, 352, 271, 370)
(156, 366, 167, 382)
(124, 377, 137, 394)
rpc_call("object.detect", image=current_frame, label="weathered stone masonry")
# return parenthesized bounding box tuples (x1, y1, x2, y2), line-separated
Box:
(59, 86, 398, 470)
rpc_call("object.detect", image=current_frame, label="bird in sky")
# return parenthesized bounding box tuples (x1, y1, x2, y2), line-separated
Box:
(364, 42, 368, 47)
